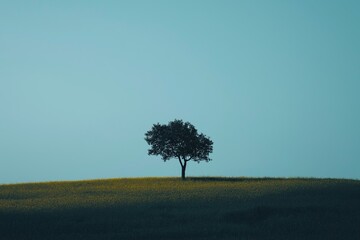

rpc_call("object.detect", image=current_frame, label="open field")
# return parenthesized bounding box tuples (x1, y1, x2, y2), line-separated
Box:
(1, 177, 360, 240)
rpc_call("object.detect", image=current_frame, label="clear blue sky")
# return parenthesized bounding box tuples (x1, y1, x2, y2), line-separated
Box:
(1, 1, 359, 183)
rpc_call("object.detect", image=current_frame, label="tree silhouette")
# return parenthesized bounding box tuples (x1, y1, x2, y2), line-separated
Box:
(145, 119, 213, 180)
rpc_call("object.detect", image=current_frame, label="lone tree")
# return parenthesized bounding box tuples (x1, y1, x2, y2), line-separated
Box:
(145, 119, 213, 180)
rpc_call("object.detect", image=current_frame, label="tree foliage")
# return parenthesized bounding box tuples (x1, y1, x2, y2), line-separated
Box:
(145, 119, 213, 179)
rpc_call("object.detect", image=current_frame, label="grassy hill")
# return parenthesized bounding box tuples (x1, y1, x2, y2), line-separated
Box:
(1, 177, 360, 240)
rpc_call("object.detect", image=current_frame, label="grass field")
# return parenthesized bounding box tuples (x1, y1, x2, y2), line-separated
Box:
(1, 177, 360, 240)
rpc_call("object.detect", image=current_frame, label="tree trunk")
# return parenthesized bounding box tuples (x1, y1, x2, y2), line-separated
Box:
(181, 162, 187, 180)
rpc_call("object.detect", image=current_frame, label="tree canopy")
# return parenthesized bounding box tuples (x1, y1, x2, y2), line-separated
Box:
(145, 119, 213, 179)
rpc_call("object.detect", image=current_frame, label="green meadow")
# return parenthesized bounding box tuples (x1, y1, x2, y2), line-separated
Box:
(1, 177, 359, 240)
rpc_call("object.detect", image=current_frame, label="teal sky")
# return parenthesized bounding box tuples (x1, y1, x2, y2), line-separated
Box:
(1, 1, 359, 183)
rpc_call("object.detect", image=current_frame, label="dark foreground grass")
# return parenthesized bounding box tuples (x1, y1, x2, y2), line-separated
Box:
(1, 177, 360, 240)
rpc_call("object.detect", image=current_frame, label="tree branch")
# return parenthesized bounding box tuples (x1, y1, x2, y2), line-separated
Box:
(178, 156, 184, 168)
